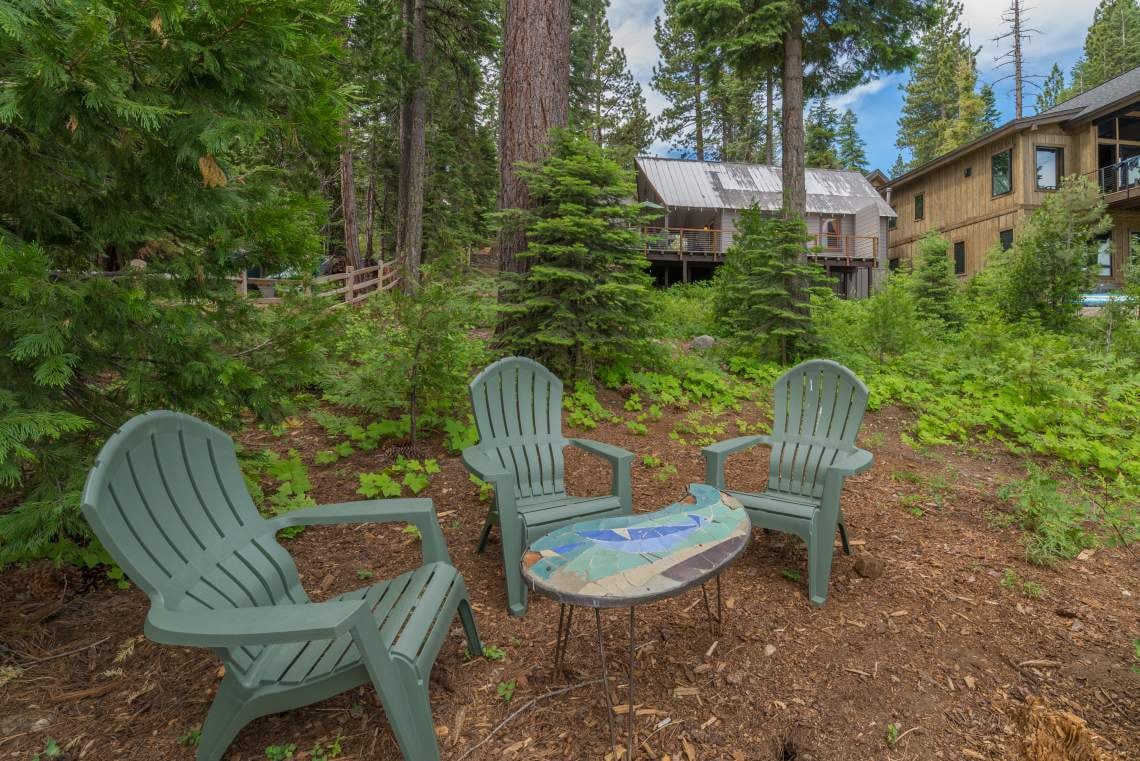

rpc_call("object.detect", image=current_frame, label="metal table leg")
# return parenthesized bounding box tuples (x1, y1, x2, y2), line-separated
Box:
(700, 574, 724, 636)
(627, 605, 636, 760)
(594, 608, 617, 756)
(553, 604, 574, 678)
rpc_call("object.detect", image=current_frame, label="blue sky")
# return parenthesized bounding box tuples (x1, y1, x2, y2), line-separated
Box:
(607, 0, 1099, 173)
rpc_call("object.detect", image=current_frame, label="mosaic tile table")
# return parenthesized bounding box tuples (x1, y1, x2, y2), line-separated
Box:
(521, 483, 751, 758)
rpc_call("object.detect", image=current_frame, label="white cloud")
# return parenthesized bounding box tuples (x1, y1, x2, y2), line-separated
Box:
(830, 78, 892, 111)
(609, 1, 665, 84)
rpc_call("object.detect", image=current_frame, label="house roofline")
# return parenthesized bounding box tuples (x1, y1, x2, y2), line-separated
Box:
(887, 109, 1080, 188)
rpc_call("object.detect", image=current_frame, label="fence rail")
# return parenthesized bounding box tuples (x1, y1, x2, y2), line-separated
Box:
(641, 227, 878, 264)
(233, 263, 398, 305)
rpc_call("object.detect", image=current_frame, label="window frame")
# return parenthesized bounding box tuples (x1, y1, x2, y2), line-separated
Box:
(999, 229, 1014, 251)
(953, 241, 966, 275)
(1034, 145, 1063, 192)
(1095, 233, 1113, 278)
(991, 148, 1013, 197)
(914, 193, 925, 221)
(820, 217, 841, 250)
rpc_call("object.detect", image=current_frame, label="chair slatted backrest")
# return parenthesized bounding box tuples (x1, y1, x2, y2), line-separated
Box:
(82, 412, 307, 677)
(769, 360, 869, 498)
(469, 357, 567, 501)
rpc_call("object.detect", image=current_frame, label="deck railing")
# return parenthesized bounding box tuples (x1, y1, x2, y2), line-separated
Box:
(1088, 157, 1140, 203)
(641, 227, 878, 263)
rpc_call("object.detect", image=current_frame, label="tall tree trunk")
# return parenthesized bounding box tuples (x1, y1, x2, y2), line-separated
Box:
(1011, 0, 1023, 119)
(782, 11, 806, 219)
(396, 0, 427, 291)
(693, 62, 704, 161)
(340, 126, 361, 270)
(364, 132, 378, 263)
(498, 0, 571, 274)
(765, 75, 775, 165)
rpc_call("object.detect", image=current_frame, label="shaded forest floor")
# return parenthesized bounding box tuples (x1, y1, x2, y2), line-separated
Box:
(2, 393, 1137, 761)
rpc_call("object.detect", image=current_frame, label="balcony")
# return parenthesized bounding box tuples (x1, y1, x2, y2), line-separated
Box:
(641, 227, 879, 265)
(1088, 157, 1140, 208)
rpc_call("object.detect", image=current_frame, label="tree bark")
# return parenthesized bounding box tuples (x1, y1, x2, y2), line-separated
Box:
(363, 133, 378, 264)
(340, 125, 361, 269)
(498, 0, 571, 274)
(396, 0, 427, 291)
(693, 61, 704, 161)
(765, 75, 775, 165)
(781, 11, 806, 219)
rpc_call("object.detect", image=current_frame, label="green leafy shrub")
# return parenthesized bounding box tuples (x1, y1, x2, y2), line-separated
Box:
(323, 270, 488, 445)
(998, 466, 1097, 566)
(496, 129, 659, 377)
(646, 281, 717, 340)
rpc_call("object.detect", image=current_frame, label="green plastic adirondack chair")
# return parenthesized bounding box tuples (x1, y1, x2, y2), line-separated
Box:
(81, 412, 481, 761)
(462, 357, 634, 616)
(703, 360, 873, 606)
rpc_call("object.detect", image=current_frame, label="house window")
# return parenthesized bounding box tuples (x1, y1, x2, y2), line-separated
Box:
(992, 149, 1013, 196)
(888, 206, 897, 229)
(1095, 234, 1113, 278)
(1035, 147, 1063, 191)
(889, 257, 901, 271)
(999, 229, 1014, 251)
(1131, 232, 1140, 269)
(821, 218, 841, 249)
(953, 241, 966, 275)
(914, 193, 924, 221)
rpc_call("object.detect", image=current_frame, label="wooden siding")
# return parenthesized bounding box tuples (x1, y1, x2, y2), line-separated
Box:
(888, 119, 1131, 284)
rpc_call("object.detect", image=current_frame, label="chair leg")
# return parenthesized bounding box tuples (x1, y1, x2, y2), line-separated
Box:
(475, 518, 493, 554)
(195, 680, 257, 761)
(388, 670, 442, 761)
(837, 515, 851, 556)
(457, 597, 482, 656)
(807, 526, 836, 607)
(499, 520, 528, 617)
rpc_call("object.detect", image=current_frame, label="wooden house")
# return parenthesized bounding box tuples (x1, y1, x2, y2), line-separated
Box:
(635, 157, 896, 298)
(885, 64, 1140, 285)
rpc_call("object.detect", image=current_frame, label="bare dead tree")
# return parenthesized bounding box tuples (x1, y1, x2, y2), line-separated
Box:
(993, 0, 1042, 119)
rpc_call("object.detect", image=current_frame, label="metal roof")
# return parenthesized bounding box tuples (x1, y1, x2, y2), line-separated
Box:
(1043, 63, 1140, 121)
(636, 157, 896, 217)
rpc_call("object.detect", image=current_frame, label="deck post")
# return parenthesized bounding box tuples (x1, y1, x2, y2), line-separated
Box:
(345, 265, 355, 303)
(237, 271, 247, 297)
(682, 254, 689, 284)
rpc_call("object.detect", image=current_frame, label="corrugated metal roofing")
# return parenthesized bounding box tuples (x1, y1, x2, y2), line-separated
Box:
(1044, 64, 1140, 120)
(636, 157, 897, 217)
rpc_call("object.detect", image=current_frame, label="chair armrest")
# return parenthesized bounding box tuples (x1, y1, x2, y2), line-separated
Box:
(701, 435, 771, 489)
(568, 438, 634, 465)
(461, 446, 512, 485)
(569, 438, 634, 511)
(701, 434, 771, 458)
(266, 498, 450, 564)
(145, 600, 368, 647)
(823, 447, 874, 478)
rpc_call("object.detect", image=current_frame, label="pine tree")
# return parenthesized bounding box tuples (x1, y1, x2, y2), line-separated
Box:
(571, 0, 654, 164)
(1036, 64, 1066, 112)
(910, 233, 962, 326)
(980, 84, 1002, 129)
(890, 154, 910, 178)
(712, 208, 831, 363)
(1068, 0, 1140, 96)
(496, 130, 657, 376)
(653, 0, 715, 160)
(836, 109, 869, 173)
(676, 0, 926, 215)
(897, 0, 988, 169)
(999, 177, 1112, 330)
(0, 0, 359, 566)
(805, 100, 842, 168)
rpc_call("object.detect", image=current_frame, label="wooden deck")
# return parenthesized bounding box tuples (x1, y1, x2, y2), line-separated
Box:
(642, 227, 879, 266)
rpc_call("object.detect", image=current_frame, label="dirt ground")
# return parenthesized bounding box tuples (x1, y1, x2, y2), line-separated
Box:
(1, 393, 1137, 761)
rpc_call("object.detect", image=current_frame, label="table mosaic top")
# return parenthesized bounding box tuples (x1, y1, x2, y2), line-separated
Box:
(521, 483, 751, 608)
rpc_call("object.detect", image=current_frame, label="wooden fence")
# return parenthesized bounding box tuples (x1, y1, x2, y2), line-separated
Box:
(233, 263, 399, 305)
